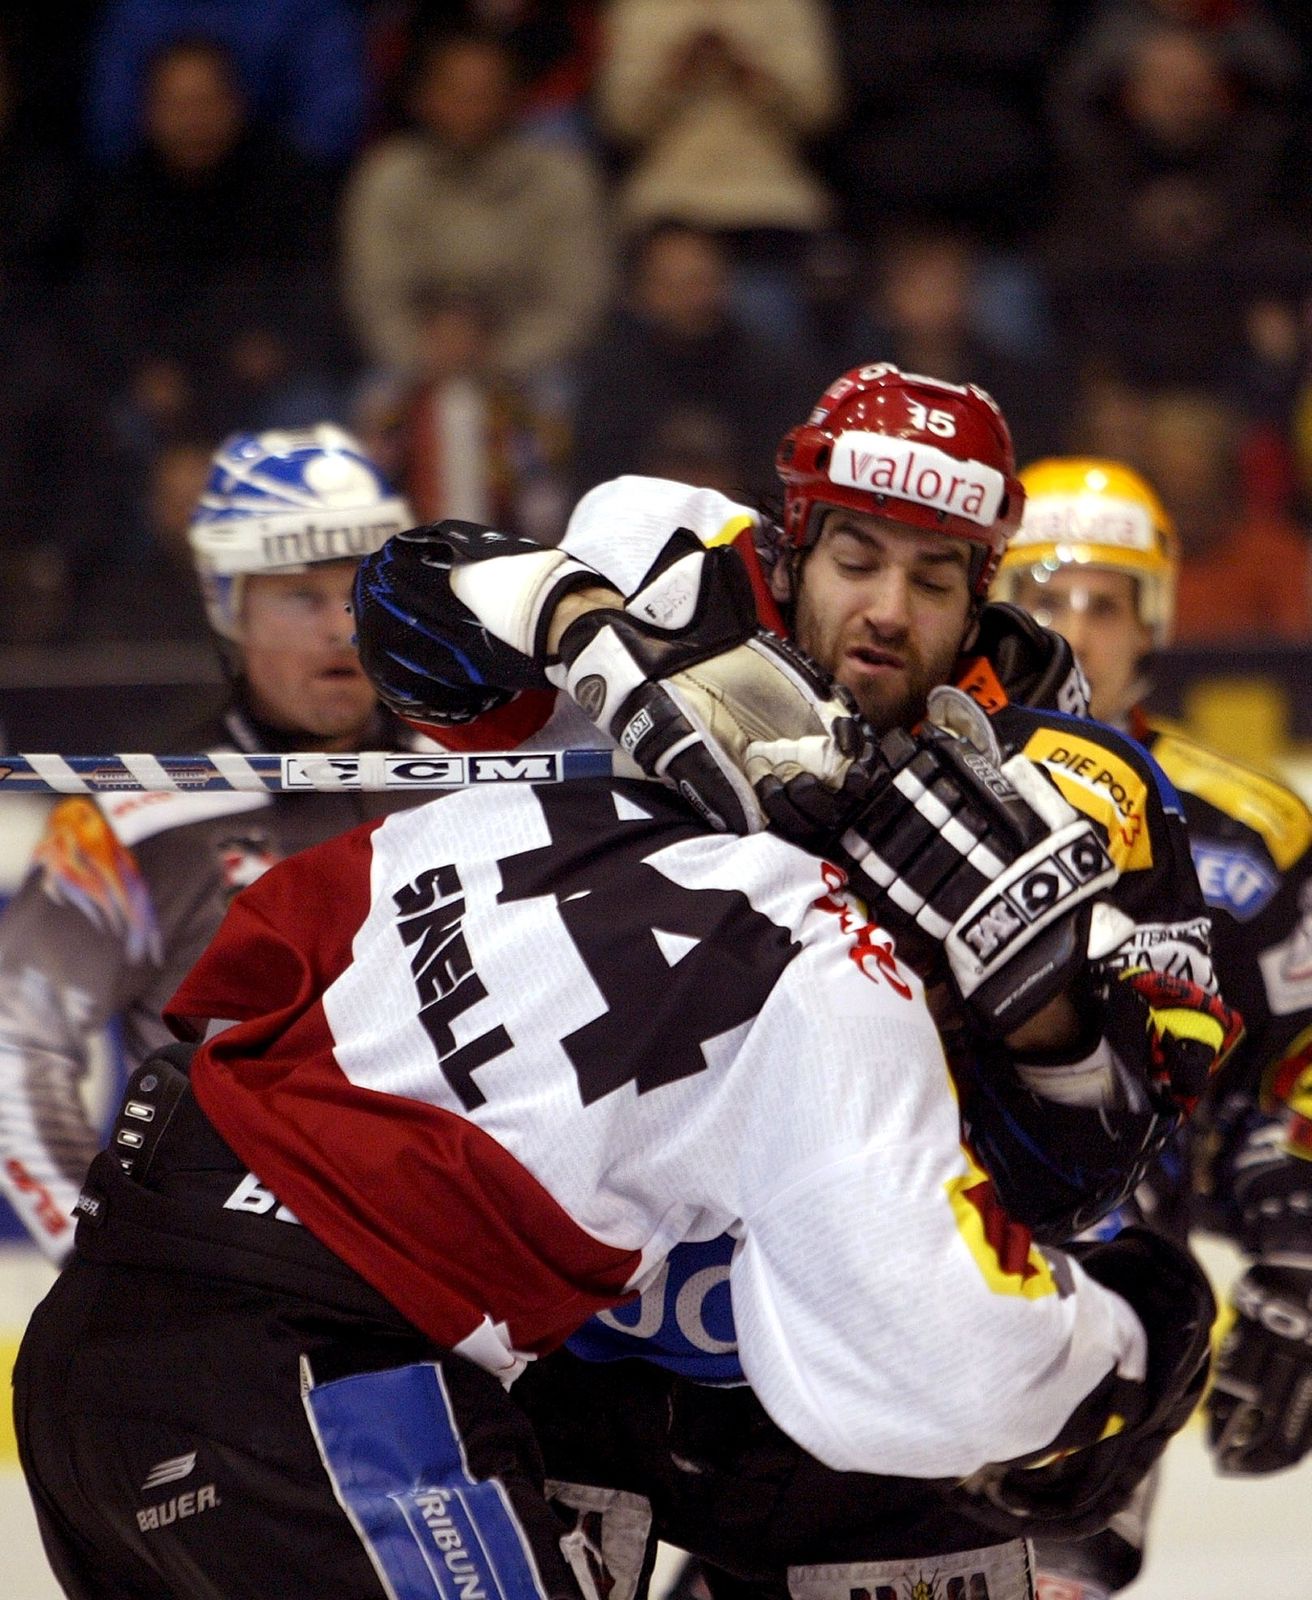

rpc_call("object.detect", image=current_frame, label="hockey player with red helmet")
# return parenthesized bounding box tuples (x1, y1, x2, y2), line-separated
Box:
(339, 366, 1241, 1590)
(358, 362, 1231, 1098)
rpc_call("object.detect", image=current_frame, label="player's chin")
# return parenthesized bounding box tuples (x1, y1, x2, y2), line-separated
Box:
(847, 678, 927, 736)
(300, 680, 379, 740)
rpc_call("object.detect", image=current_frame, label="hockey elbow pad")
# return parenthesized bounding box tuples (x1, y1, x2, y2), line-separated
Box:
(956, 1227, 1213, 1540)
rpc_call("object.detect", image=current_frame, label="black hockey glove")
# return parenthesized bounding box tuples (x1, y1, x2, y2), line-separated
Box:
(1208, 1259, 1312, 1474)
(815, 691, 1119, 1039)
(1193, 1093, 1312, 1473)
(550, 532, 866, 834)
(957, 1227, 1214, 1540)
(352, 521, 598, 729)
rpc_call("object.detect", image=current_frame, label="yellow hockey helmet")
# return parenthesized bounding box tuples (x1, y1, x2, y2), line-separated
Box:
(994, 458, 1178, 644)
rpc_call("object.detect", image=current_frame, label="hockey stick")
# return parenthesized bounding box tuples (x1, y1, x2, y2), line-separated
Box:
(0, 749, 618, 794)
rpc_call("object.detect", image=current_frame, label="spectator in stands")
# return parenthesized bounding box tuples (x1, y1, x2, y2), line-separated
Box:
(823, 0, 1058, 248)
(1044, 2, 1312, 386)
(82, 36, 346, 461)
(593, 0, 840, 341)
(367, 1, 601, 150)
(568, 219, 814, 502)
(631, 406, 744, 498)
(76, 433, 216, 643)
(340, 26, 612, 397)
(353, 284, 569, 545)
(805, 218, 1071, 465)
(85, 0, 366, 170)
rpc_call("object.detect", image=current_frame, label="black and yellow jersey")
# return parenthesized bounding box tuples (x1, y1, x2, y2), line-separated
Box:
(1132, 715, 1312, 1123)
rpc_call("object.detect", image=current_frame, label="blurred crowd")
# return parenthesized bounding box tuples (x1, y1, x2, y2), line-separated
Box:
(5, 0, 1312, 650)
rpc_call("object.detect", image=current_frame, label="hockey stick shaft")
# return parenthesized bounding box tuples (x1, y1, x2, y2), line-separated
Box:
(0, 749, 617, 794)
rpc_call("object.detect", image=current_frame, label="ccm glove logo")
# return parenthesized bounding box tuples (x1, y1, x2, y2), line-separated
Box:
(958, 826, 1113, 966)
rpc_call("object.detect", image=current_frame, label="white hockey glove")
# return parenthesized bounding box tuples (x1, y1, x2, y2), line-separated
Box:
(552, 534, 866, 832)
(455, 526, 867, 835)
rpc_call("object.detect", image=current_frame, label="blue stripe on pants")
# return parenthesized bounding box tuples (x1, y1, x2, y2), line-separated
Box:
(304, 1360, 549, 1600)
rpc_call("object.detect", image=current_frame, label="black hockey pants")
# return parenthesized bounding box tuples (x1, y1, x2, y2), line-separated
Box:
(12, 1051, 583, 1600)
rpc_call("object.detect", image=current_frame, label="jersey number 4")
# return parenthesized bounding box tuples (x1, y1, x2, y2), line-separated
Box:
(497, 785, 799, 1105)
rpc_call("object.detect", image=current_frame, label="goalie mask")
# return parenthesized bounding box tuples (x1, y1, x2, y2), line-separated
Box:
(774, 362, 1025, 598)
(189, 425, 413, 640)
(994, 458, 1178, 646)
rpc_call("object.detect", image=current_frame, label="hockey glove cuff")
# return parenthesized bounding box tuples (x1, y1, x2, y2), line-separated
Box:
(555, 532, 865, 834)
(353, 521, 596, 730)
(1100, 967, 1243, 1117)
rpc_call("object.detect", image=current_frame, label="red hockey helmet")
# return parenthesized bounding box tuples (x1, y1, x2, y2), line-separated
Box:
(775, 363, 1025, 597)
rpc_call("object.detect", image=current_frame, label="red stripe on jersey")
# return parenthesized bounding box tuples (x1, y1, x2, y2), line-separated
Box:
(961, 1173, 1042, 1283)
(410, 689, 559, 751)
(167, 819, 642, 1354)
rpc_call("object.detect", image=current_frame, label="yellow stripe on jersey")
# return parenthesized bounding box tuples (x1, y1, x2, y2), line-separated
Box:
(0, 1336, 19, 1464)
(946, 1146, 1057, 1300)
(1021, 730, 1154, 871)
(1266, 1022, 1312, 1157)
(705, 512, 756, 548)
(1149, 731, 1312, 871)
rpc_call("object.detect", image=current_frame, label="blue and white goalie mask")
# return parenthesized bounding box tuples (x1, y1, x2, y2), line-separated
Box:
(189, 424, 413, 639)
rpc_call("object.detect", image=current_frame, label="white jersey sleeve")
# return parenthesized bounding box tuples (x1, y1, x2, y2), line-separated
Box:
(561, 475, 760, 594)
(627, 832, 1145, 1478)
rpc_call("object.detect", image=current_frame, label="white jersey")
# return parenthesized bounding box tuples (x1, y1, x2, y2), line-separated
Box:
(170, 772, 1147, 1480)
(560, 475, 760, 589)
